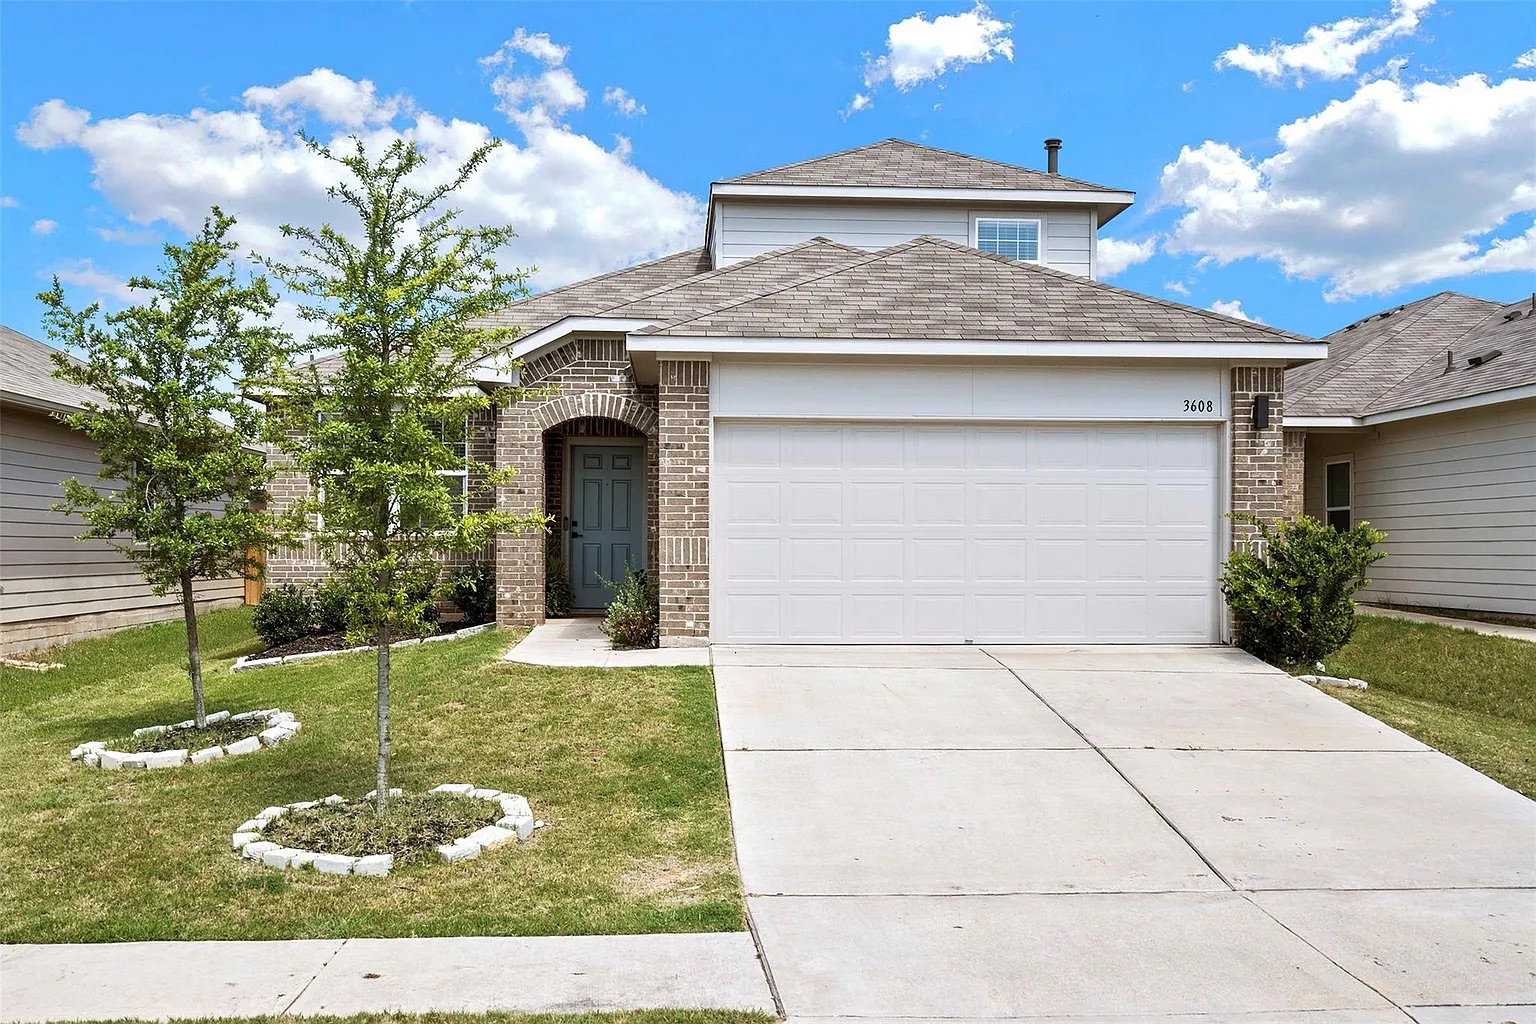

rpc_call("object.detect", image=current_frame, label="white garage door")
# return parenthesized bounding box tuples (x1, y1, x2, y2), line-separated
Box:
(714, 422, 1221, 644)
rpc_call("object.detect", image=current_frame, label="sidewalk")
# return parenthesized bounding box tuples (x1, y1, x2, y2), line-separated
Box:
(505, 617, 711, 668)
(1359, 603, 1536, 643)
(0, 933, 775, 1022)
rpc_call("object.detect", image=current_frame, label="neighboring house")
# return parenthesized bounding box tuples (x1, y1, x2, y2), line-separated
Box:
(1286, 292, 1536, 619)
(268, 138, 1326, 645)
(0, 326, 246, 654)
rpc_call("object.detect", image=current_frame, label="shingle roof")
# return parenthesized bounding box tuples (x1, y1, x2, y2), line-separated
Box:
(0, 325, 102, 414)
(1287, 292, 1536, 417)
(469, 247, 712, 333)
(719, 139, 1128, 194)
(643, 236, 1312, 345)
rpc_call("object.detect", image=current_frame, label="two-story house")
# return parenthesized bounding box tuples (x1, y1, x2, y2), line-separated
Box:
(268, 138, 1325, 646)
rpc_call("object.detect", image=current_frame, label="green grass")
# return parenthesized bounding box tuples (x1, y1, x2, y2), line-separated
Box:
(0, 608, 744, 943)
(67, 1015, 771, 1024)
(1318, 614, 1536, 798)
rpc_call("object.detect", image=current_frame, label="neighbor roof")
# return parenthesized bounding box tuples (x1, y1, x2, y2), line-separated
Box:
(0, 325, 103, 415)
(719, 139, 1127, 194)
(641, 236, 1313, 346)
(1288, 291, 1536, 418)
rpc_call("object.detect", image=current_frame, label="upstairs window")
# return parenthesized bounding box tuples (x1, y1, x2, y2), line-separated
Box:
(1325, 459, 1352, 531)
(975, 218, 1041, 262)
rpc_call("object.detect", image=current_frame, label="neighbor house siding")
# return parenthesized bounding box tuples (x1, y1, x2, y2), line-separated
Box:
(1302, 398, 1536, 617)
(714, 200, 1095, 278)
(0, 406, 243, 654)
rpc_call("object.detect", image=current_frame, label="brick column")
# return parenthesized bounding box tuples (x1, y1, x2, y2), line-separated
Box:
(495, 402, 547, 629)
(1229, 366, 1292, 552)
(656, 360, 710, 646)
(1282, 429, 1305, 518)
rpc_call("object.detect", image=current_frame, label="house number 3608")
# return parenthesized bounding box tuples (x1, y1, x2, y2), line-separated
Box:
(1183, 399, 1214, 413)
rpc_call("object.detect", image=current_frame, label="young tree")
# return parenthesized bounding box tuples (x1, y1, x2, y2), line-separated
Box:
(40, 209, 290, 727)
(265, 135, 545, 812)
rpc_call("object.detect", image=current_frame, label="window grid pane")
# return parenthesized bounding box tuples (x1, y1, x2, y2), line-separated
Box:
(1325, 462, 1350, 509)
(976, 219, 1040, 261)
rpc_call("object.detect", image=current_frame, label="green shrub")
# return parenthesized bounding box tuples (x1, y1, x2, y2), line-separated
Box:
(1221, 514, 1387, 667)
(313, 579, 356, 635)
(545, 535, 574, 619)
(252, 584, 316, 646)
(446, 561, 496, 625)
(601, 564, 658, 650)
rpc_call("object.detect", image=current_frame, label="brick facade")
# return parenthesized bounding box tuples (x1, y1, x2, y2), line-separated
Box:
(1229, 366, 1302, 552)
(655, 360, 711, 646)
(267, 408, 496, 589)
(494, 335, 661, 629)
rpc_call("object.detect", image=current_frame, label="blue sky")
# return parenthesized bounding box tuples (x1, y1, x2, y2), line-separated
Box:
(2, 0, 1533, 344)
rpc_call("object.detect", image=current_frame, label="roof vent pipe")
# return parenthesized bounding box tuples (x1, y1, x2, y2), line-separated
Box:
(1444, 350, 1453, 375)
(1044, 138, 1062, 175)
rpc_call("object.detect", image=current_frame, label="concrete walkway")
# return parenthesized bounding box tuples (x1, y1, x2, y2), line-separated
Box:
(0, 933, 774, 1022)
(1361, 603, 1536, 643)
(505, 617, 710, 667)
(714, 643, 1536, 1023)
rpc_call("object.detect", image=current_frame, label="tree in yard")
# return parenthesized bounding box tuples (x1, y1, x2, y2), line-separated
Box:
(264, 134, 546, 813)
(40, 209, 291, 727)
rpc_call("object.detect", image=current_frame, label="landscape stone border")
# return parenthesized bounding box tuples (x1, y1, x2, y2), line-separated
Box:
(231, 622, 495, 673)
(69, 709, 302, 770)
(234, 783, 545, 877)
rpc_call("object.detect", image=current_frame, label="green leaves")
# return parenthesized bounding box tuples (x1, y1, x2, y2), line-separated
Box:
(1221, 514, 1389, 667)
(39, 207, 293, 595)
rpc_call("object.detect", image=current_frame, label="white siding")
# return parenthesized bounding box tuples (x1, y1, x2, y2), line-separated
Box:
(0, 406, 244, 654)
(715, 200, 1096, 278)
(1303, 399, 1536, 617)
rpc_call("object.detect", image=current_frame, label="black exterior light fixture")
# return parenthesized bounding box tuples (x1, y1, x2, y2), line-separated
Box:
(1252, 394, 1272, 430)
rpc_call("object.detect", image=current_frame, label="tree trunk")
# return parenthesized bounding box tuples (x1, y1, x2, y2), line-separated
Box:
(375, 617, 391, 814)
(181, 572, 206, 728)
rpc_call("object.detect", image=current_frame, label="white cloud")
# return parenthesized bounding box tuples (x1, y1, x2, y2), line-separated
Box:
(1216, 0, 1432, 85)
(1, 195, 18, 208)
(1157, 73, 1536, 300)
(31, 218, 58, 236)
(841, 93, 874, 119)
(1209, 299, 1262, 322)
(481, 28, 586, 124)
(846, 2, 1012, 113)
(602, 87, 646, 118)
(14, 39, 703, 295)
(51, 259, 143, 302)
(95, 225, 160, 244)
(1515, 48, 1536, 70)
(243, 68, 403, 127)
(1097, 236, 1159, 278)
(1164, 280, 1191, 296)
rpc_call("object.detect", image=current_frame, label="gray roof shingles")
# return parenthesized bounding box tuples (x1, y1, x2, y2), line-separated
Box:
(719, 139, 1128, 194)
(0, 325, 102, 414)
(469, 247, 712, 333)
(1288, 292, 1536, 417)
(644, 236, 1312, 345)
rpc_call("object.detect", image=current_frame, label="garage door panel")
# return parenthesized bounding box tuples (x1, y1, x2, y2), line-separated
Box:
(715, 422, 1220, 644)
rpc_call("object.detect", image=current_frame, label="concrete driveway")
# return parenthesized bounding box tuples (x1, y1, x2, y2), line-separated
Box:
(713, 644, 1536, 1023)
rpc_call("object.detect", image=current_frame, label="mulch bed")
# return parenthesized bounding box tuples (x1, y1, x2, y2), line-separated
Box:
(121, 717, 267, 754)
(261, 792, 502, 863)
(255, 620, 485, 660)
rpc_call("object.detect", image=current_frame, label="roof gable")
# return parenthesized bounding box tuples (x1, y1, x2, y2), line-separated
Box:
(646, 236, 1311, 346)
(719, 139, 1126, 194)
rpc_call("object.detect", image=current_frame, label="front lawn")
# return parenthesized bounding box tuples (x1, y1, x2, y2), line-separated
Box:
(1318, 614, 1536, 798)
(0, 608, 743, 943)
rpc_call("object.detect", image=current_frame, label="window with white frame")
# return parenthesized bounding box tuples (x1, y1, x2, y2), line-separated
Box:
(401, 416, 469, 531)
(1325, 458, 1352, 531)
(975, 218, 1042, 261)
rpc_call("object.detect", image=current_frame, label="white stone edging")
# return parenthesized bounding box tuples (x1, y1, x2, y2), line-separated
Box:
(1299, 673, 1369, 690)
(234, 783, 546, 877)
(231, 622, 495, 673)
(69, 709, 302, 770)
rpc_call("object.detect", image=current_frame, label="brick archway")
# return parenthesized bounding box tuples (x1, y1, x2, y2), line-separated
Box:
(533, 392, 657, 436)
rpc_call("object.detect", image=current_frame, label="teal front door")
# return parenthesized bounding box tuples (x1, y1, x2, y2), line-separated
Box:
(568, 444, 646, 609)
